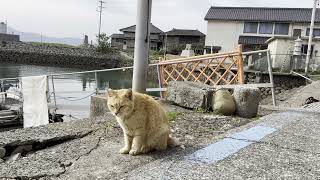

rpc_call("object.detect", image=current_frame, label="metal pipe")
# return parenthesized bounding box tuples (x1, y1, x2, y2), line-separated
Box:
(164, 33, 167, 59)
(132, 0, 152, 93)
(267, 50, 277, 106)
(305, 0, 318, 75)
(95, 71, 98, 94)
(51, 76, 57, 112)
(242, 49, 269, 55)
(291, 70, 314, 82)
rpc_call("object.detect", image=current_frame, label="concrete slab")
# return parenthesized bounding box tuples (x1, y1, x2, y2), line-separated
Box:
(1, 105, 319, 179)
(122, 143, 320, 180)
(0, 119, 103, 147)
(121, 111, 320, 179)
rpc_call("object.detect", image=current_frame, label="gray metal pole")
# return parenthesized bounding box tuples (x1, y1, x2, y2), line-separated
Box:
(132, 0, 152, 93)
(163, 33, 167, 59)
(95, 71, 98, 94)
(305, 0, 318, 74)
(267, 50, 277, 106)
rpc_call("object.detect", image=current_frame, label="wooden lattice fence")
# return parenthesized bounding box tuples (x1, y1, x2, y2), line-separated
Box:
(158, 47, 245, 92)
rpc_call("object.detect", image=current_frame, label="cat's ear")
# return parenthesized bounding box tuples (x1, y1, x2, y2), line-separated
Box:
(107, 89, 114, 97)
(126, 89, 133, 100)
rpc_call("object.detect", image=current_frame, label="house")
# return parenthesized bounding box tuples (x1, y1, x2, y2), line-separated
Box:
(204, 7, 320, 69)
(110, 34, 124, 50)
(164, 29, 206, 54)
(204, 7, 320, 53)
(110, 24, 164, 50)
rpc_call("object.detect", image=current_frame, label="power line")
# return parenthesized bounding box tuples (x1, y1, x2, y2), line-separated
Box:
(97, 0, 106, 38)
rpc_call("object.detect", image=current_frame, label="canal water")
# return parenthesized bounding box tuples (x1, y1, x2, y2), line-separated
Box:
(0, 62, 159, 119)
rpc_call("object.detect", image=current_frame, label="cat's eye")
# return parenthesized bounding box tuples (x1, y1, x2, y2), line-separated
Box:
(119, 106, 124, 109)
(111, 105, 114, 108)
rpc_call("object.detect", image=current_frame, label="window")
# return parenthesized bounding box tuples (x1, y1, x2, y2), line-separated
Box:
(293, 29, 302, 37)
(301, 44, 314, 56)
(243, 22, 258, 33)
(306, 28, 320, 37)
(274, 23, 289, 35)
(259, 22, 273, 34)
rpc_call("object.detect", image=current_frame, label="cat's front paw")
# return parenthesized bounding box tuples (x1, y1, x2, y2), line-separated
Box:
(119, 147, 130, 154)
(129, 149, 140, 156)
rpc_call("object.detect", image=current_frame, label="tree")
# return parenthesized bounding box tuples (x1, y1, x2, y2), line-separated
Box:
(96, 33, 114, 54)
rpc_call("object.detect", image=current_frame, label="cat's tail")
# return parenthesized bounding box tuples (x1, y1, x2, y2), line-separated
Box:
(167, 135, 180, 147)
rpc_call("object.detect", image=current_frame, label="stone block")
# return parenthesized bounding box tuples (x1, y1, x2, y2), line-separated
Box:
(234, 87, 261, 118)
(212, 89, 235, 116)
(90, 94, 109, 119)
(167, 81, 214, 110)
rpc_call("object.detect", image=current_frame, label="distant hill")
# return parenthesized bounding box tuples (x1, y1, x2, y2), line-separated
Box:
(7, 27, 83, 46)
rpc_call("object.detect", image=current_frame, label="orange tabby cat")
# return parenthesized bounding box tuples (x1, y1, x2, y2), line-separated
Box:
(107, 89, 178, 156)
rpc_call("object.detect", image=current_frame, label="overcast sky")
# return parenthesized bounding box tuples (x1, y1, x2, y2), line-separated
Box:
(0, 0, 315, 41)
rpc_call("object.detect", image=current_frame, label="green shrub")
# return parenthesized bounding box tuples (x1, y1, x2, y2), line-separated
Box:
(96, 33, 118, 54)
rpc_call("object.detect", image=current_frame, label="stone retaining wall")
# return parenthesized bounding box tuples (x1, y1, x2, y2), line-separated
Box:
(245, 71, 306, 99)
(0, 42, 127, 68)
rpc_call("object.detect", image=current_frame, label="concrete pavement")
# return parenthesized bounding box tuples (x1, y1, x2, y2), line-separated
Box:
(1, 110, 319, 179)
(119, 111, 320, 180)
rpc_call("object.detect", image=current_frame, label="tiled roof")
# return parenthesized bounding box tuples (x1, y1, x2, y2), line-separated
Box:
(205, 7, 320, 23)
(238, 36, 271, 45)
(120, 24, 164, 34)
(110, 34, 124, 39)
(166, 29, 205, 36)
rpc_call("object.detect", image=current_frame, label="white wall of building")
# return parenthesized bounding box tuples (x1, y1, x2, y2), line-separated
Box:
(205, 21, 243, 52)
(206, 20, 320, 54)
(268, 38, 320, 68)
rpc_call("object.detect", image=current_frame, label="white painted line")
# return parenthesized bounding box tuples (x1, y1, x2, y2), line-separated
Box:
(188, 126, 276, 164)
(228, 125, 277, 142)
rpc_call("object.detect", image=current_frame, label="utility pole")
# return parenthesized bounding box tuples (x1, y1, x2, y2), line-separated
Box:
(132, 0, 152, 93)
(305, 0, 319, 75)
(97, 0, 106, 38)
(163, 33, 167, 59)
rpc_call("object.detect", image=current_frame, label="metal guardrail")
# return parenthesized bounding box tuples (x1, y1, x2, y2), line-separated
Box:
(290, 71, 314, 82)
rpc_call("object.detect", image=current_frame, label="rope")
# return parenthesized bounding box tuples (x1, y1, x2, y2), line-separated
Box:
(52, 92, 96, 102)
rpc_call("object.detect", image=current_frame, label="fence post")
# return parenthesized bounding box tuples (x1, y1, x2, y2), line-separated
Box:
(237, 45, 245, 84)
(95, 72, 98, 94)
(267, 50, 277, 106)
(156, 64, 163, 99)
(51, 76, 57, 115)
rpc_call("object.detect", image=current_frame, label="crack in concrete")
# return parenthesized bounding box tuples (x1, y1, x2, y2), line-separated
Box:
(0, 128, 104, 180)
(55, 127, 107, 178)
(74, 127, 107, 162)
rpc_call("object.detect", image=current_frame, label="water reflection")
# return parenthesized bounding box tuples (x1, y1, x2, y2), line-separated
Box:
(0, 62, 159, 118)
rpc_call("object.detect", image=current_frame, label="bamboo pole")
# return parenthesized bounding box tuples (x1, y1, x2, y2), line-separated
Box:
(237, 45, 245, 84)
